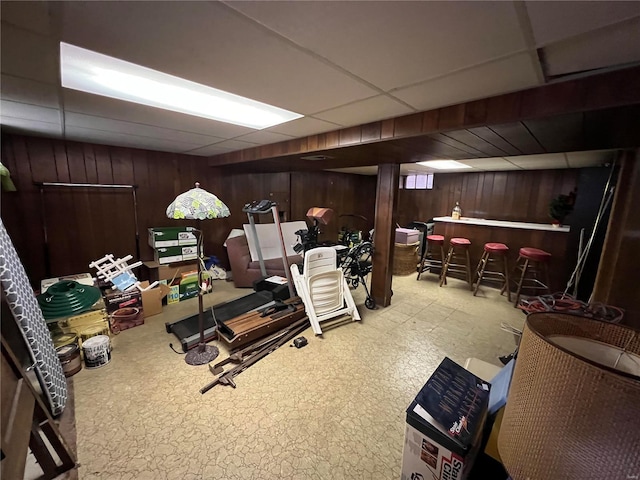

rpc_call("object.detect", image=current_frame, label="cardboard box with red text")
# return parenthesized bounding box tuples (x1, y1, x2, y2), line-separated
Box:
(401, 357, 490, 480)
(103, 288, 144, 332)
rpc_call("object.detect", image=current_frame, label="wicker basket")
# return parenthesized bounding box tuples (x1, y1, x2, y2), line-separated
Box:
(393, 242, 419, 275)
(498, 313, 640, 480)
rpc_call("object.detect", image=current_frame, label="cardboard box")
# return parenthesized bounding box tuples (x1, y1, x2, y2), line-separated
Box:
(142, 261, 199, 283)
(167, 285, 180, 305)
(148, 226, 198, 248)
(395, 228, 421, 245)
(401, 357, 490, 480)
(103, 288, 145, 332)
(140, 281, 172, 317)
(153, 245, 200, 265)
(57, 310, 109, 340)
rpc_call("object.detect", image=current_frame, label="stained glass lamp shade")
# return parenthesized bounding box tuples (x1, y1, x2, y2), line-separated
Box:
(166, 183, 230, 220)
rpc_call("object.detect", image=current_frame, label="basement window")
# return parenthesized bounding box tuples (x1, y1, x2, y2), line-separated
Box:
(403, 174, 433, 190)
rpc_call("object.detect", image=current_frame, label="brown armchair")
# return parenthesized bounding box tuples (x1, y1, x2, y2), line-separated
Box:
(225, 234, 302, 288)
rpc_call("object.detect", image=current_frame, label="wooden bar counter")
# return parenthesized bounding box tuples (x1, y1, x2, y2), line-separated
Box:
(432, 216, 572, 293)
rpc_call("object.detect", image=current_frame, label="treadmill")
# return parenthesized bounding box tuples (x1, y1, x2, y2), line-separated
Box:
(165, 200, 295, 351)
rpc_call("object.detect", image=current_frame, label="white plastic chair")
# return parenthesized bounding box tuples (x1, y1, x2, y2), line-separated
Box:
(291, 247, 360, 335)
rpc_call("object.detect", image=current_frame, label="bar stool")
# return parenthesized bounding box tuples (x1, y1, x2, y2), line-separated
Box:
(473, 243, 510, 301)
(439, 237, 472, 290)
(512, 247, 552, 307)
(417, 235, 445, 280)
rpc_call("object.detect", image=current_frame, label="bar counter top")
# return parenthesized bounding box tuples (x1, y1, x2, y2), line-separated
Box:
(433, 216, 570, 233)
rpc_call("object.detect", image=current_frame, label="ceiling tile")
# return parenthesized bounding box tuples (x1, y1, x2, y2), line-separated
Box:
(392, 52, 541, 111)
(458, 158, 520, 170)
(64, 113, 225, 146)
(233, 130, 295, 145)
(565, 150, 617, 168)
(267, 117, 341, 137)
(1, 100, 60, 123)
(505, 153, 569, 169)
(314, 95, 415, 126)
(525, 1, 640, 47)
(0, 21, 58, 84)
(185, 144, 238, 157)
(59, 1, 377, 115)
(543, 17, 640, 77)
(64, 126, 204, 153)
(1, 74, 60, 108)
(0, 116, 62, 137)
(228, 1, 529, 90)
(0, 1, 53, 35)
(205, 139, 259, 151)
(62, 90, 254, 139)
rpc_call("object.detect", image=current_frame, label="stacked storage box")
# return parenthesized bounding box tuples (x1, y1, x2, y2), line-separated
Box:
(148, 227, 205, 302)
(148, 227, 200, 264)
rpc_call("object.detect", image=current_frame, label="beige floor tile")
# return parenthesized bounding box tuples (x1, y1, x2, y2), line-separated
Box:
(68, 274, 519, 479)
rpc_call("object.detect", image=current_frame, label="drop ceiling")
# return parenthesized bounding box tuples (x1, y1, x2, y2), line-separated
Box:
(1, 1, 639, 171)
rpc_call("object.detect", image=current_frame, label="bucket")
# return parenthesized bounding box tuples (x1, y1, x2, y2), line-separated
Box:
(80, 324, 109, 344)
(82, 335, 111, 369)
(53, 332, 78, 349)
(56, 343, 82, 377)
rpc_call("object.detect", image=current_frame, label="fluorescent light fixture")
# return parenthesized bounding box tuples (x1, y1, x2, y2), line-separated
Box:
(417, 160, 472, 170)
(60, 42, 303, 129)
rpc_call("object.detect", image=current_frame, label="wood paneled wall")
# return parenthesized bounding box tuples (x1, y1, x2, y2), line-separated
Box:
(290, 172, 377, 243)
(592, 150, 640, 329)
(3, 133, 611, 303)
(396, 169, 578, 227)
(0, 135, 220, 286)
(0, 134, 377, 287)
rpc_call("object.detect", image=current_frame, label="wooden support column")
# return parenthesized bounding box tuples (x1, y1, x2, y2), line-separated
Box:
(591, 148, 640, 329)
(371, 163, 399, 307)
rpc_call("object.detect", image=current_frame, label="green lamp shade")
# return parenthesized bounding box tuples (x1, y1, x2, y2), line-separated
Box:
(37, 280, 102, 321)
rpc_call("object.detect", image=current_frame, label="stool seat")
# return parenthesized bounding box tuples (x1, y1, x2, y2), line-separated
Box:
(519, 247, 551, 262)
(485, 242, 509, 254)
(426, 234, 445, 244)
(451, 237, 471, 246)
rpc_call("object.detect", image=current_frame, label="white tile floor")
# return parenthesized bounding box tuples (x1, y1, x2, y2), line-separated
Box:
(51, 272, 525, 479)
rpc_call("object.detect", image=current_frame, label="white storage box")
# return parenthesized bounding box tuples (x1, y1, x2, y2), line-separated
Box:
(395, 228, 420, 245)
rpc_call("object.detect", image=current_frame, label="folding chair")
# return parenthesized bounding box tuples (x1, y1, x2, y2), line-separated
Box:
(89, 254, 157, 292)
(290, 247, 360, 335)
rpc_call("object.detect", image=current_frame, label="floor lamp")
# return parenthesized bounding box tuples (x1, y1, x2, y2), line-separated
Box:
(166, 182, 230, 366)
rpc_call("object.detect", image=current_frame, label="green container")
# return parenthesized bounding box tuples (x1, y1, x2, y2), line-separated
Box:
(179, 273, 198, 301)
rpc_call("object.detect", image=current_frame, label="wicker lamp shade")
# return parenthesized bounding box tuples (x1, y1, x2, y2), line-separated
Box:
(498, 312, 640, 480)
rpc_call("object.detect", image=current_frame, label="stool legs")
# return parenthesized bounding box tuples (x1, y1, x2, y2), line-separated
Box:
(474, 252, 511, 301)
(440, 245, 472, 290)
(464, 248, 472, 289)
(417, 244, 445, 280)
(512, 256, 550, 307)
(473, 251, 489, 296)
(439, 246, 454, 287)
